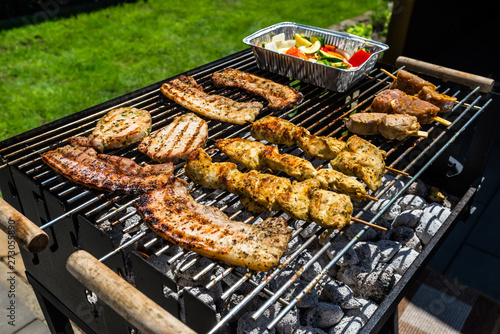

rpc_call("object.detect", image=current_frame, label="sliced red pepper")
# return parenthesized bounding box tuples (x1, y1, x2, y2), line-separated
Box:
(285, 46, 308, 60)
(348, 49, 371, 67)
(324, 44, 337, 53)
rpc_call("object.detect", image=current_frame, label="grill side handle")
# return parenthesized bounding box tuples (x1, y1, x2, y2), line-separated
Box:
(66, 250, 196, 334)
(396, 56, 495, 93)
(0, 197, 49, 253)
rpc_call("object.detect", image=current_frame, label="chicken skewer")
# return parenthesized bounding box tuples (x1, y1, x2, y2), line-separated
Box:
(215, 138, 372, 201)
(346, 112, 428, 141)
(250, 116, 387, 190)
(185, 148, 387, 231)
(381, 68, 457, 116)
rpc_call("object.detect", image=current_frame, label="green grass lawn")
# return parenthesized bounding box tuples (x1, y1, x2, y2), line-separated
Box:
(0, 0, 383, 140)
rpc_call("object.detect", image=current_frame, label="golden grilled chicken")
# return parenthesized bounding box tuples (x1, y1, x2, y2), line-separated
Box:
(240, 170, 292, 211)
(369, 89, 406, 114)
(330, 135, 386, 191)
(277, 178, 322, 221)
(160, 75, 263, 125)
(390, 95, 440, 124)
(346, 112, 421, 141)
(68, 107, 152, 152)
(41, 145, 174, 194)
(215, 138, 267, 170)
(137, 177, 291, 272)
(389, 69, 436, 95)
(251, 116, 300, 146)
(138, 113, 208, 163)
(314, 169, 367, 200)
(295, 128, 346, 160)
(308, 190, 353, 230)
(262, 145, 317, 181)
(211, 68, 304, 110)
(416, 86, 456, 113)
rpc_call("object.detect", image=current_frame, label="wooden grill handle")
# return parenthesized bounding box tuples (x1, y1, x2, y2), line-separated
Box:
(0, 197, 49, 253)
(66, 250, 196, 334)
(396, 56, 495, 93)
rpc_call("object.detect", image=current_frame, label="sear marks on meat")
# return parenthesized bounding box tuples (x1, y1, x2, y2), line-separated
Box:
(251, 115, 301, 146)
(262, 145, 317, 181)
(41, 145, 174, 194)
(137, 177, 291, 272)
(160, 75, 263, 125)
(346, 112, 421, 141)
(215, 138, 268, 170)
(68, 107, 152, 152)
(330, 135, 386, 191)
(389, 69, 436, 95)
(277, 178, 322, 221)
(308, 189, 353, 230)
(211, 68, 304, 110)
(390, 95, 440, 124)
(138, 113, 208, 163)
(369, 89, 406, 114)
(314, 169, 366, 200)
(416, 85, 457, 113)
(295, 127, 346, 160)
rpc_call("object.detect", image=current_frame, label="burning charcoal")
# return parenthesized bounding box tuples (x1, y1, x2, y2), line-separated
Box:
(296, 252, 323, 282)
(392, 209, 424, 228)
(329, 315, 364, 334)
(380, 174, 406, 200)
(292, 326, 328, 334)
(389, 247, 419, 275)
(376, 240, 402, 262)
(345, 297, 379, 323)
(326, 241, 359, 267)
(221, 294, 245, 324)
(391, 226, 423, 252)
(304, 302, 344, 328)
(405, 179, 428, 197)
(352, 242, 381, 271)
(423, 203, 451, 222)
(282, 280, 318, 309)
(345, 222, 377, 241)
(396, 194, 427, 211)
(184, 286, 220, 315)
(237, 311, 275, 334)
(369, 199, 402, 221)
(354, 267, 397, 303)
(415, 212, 443, 244)
(317, 275, 361, 309)
(337, 264, 370, 287)
(300, 222, 322, 239)
(275, 306, 299, 334)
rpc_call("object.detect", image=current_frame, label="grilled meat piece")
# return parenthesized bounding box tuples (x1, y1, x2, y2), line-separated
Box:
(262, 145, 316, 181)
(315, 169, 367, 200)
(390, 95, 440, 124)
(160, 75, 263, 125)
(137, 177, 291, 272)
(68, 107, 152, 152)
(369, 89, 406, 114)
(416, 86, 457, 113)
(389, 69, 436, 95)
(215, 138, 267, 170)
(241, 170, 292, 211)
(138, 113, 208, 163)
(277, 178, 322, 221)
(331, 135, 386, 191)
(295, 128, 346, 160)
(346, 112, 421, 141)
(309, 190, 353, 230)
(251, 116, 300, 146)
(41, 145, 174, 194)
(211, 68, 304, 110)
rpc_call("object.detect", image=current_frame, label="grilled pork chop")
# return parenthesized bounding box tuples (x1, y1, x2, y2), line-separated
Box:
(211, 68, 304, 110)
(136, 177, 292, 272)
(138, 113, 208, 163)
(41, 145, 174, 194)
(68, 107, 152, 152)
(160, 75, 263, 125)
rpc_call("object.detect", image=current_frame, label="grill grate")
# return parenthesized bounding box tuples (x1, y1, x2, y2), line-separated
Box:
(0, 48, 494, 333)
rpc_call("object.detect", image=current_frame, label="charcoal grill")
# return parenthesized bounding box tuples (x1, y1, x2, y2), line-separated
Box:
(0, 48, 496, 334)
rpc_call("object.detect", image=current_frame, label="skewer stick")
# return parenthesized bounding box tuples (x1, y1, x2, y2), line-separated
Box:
(360, 194, 378, 202)
(385, 166, 410, 177)
(351, 217, 387, 231)
(379, 69, 452, 127)
(416, 131, 428, 138)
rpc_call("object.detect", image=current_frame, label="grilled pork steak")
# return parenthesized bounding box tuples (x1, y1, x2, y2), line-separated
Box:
(41, 145, 174, 194)
(136, 177, 292, 272)
(68, 107, 152, 152)
(212, 68, 304, 110)
(160, 75, 263, 125)
(138, 113, 208, 162)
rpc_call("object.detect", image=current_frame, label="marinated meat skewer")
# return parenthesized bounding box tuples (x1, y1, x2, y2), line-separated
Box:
(137, 177, 292, 272)
(215, 138, 367, 200)
(346, 112, 427, 141)
(212, 68, 304, 110)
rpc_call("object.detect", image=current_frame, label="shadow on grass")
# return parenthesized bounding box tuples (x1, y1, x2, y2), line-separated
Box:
(0, 0, 139, 31)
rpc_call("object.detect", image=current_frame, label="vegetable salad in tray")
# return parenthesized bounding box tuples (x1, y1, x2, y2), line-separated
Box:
(243, 22, 389, 92)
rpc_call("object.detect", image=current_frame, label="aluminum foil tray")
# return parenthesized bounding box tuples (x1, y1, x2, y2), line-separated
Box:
(243, 22, 389, 92)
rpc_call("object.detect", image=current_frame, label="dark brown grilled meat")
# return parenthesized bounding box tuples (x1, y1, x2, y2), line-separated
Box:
(160, 75, 263, 124)
(41, 145, 174, 194)
(211, 68, 304, 110)
(137, 177, 291, 272)
(416, 85, 457, 113)
(369, 89, 406, 114)
(346, 112, 421, 141)
(251, 116, 301, 146)
(389, 69, 436, 95)
(390, 95, 440, 124)
(138, 113, 208, 162)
